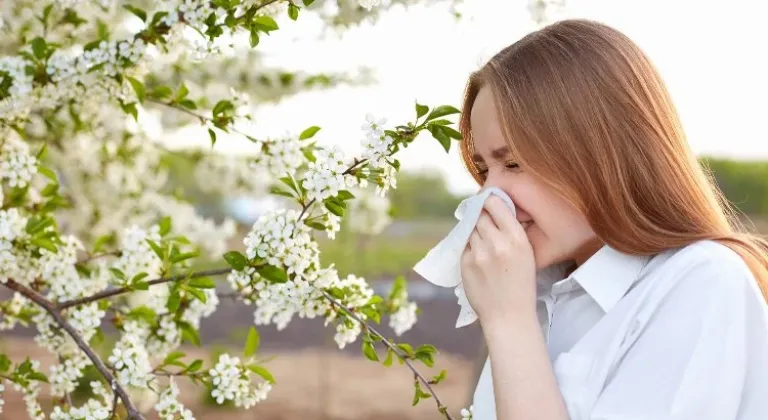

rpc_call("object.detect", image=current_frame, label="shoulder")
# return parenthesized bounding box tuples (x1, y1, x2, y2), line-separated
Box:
(645, 239, 763, 313)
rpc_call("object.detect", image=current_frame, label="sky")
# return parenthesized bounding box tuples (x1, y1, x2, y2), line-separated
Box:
(166, 0, 768, 195)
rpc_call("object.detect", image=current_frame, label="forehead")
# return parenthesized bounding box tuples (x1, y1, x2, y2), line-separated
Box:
(470, 87, 510, 160)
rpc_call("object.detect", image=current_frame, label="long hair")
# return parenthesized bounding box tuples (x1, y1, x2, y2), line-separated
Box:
(459, 19, 768, 300)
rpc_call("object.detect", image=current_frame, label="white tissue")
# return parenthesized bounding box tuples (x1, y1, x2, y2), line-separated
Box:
(413, 187, 516, 328)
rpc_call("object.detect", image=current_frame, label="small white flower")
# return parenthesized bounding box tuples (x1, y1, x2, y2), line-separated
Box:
(461, 405, 474, 420)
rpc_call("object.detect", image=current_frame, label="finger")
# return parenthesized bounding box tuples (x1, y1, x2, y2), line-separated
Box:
(474, 211, 498, 241)
(468, 229, 482, 251)
(483, 196, 519, 234)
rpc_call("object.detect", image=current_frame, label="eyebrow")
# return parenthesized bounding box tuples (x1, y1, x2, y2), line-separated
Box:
(472, 147, 511, 163)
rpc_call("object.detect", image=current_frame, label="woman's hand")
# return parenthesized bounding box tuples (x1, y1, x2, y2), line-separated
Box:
(460, 195, 538, 329)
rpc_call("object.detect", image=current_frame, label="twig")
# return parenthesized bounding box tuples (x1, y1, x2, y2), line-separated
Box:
(58, 268, 231, 310)
(321, 290, 454, 420)
(78, 251, 121, 264)
(2, 279, 145, 420)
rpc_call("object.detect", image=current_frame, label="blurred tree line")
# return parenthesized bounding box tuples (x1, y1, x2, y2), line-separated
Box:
(391, 157, 768, 219)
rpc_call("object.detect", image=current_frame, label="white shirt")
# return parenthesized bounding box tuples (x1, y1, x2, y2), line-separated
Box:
(471, 240, 768, 420)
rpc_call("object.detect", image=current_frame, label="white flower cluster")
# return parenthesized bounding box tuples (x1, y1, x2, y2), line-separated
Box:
(118, 224, 162, 276)
(302, 145, 348, 202)
(51, 380, 116, 419)
(47, 39, 146, 82)
(50, 353, 90, 398)
(244, 208, 320, 278)
(358, 0, 382, 10)
(50, 398, 111, 420)
(251, 267, 336, 330)
(389, 301, 417, 336)
(208, 354, 272, 408)
(461, 405, 474, 420)
(360, 114, 398, 196)
(40, 236, 87, 302)
(250, 136, 305, 179)
(9, 360, 44, 420)
(0, 135, 38, 188)
(108, 321, 154, 389)
(0, 293, 27, 330)
(147, 316, 182, 357)
(155, 378, 195, 420)
(0, 56, 33, 100)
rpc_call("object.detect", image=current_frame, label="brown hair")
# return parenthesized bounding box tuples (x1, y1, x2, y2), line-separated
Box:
(459, 19, 768, 299)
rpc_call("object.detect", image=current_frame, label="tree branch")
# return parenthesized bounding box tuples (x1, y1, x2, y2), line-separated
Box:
(2, 279, 145, 420)
(321, 290, 454, 420)
(57, 268, 231, 310)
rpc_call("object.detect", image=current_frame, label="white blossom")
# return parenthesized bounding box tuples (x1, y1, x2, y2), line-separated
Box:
(461, 405, 474, 420)
(50, 354, 90, 398)
(155, 378, 195, 420)
(302, 145, 349, 202)
(108, 321, 154, 389)
(357, 0, 382, 11)
(208, 354, 271, 408)
(250, 136, 305, 178)
(50, 397, 111, 420)
(244, 208, 320, 279)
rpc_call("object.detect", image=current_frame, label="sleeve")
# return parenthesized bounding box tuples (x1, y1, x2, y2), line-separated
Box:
(588, 245, 768, 420)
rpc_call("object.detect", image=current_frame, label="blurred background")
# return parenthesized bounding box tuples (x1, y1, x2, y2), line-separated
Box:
(3, 0, 768, 418)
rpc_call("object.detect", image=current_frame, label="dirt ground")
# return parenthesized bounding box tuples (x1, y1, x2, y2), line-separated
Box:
(0, 337, 479, 419)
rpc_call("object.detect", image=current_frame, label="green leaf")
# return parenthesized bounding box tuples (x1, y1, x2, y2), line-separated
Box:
(259, 265, 288, 283)
(437, 124, 462, 140)
(126, 76, 145, 103)
(208, 128, 216, 146)
(431, 369, 447, 384)
(150, 11, 169, 27)
(123, 5, 147, 22)
(146, 239, 165, 260)
(299, 126, 321, 140)
(383, 347, 394, 367)
(92, 233, 114, 253)
(41, 183, 58, 197)
(279, 176, 300, 193)
(0, 354, 11, 373)
(244, 326, 260, 357)
(302, 0, 315, 5)
(415, 103, 429, 119)
(304, 220, 326, 231)
(61, 9, 87, 27)
(396, 343, 414, 357)
(171, 251, 199, 264)
(152, 85, 173, 99)
(179, 99, 197, 110)
(36, 143, 47, 160)
(109, 268, 127, 281)
(127, 306, 157, 324)
(28, 371, 49, 383)
(185, 359, 203, 373)
(253, 15, 279, 32)
(179, 322, 201, 346)
(249, 29, 260, 47)
(133, 281, 149, 290)
(337, 190, 355, 201)
(186, 287, 207, 303)
(31, 37, 47, 60)
(324, 201, 344, 217)
(428, 125, 451, 153)
(131, 272, 149, 283)
(247, 364, 275, 383)
(31, 237, 57, 253)
(362, 340, 378, 362)
(188, 277, 215, 289)
(158, 216, 172, 237)
(167, 291, 182, 312)
(288, 3, 300, 20)
(175, 83, 189, 101)
(223, 251, 247, 271)
(212, 99, 234, 117)
(90, 328, 105, 346)
(38, 166, 57, 181)
(163, 351, 185, 366)
(269, 187, 295, 199)
(121, 102, 138, 121)
(425, 105, 460, 122)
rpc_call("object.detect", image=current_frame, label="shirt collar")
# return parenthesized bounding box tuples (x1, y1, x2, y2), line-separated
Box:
(541, 246, 650, 312)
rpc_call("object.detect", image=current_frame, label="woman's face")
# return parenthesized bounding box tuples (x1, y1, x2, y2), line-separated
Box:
(469, 86, 600, 269)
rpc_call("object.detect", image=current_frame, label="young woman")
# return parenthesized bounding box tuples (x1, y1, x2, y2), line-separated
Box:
(458, 19, 768, 420)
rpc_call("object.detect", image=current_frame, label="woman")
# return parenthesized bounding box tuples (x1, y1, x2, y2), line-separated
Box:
(458, 19, 768, 420)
